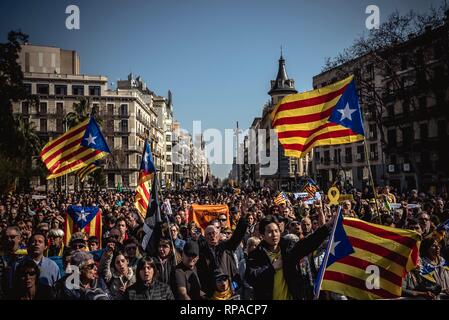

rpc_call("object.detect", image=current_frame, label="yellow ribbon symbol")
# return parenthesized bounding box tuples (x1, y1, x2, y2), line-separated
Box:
(327, 187, 340, 205)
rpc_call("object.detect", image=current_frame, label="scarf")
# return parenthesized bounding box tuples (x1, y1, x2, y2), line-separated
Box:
(211, 287, 233, 300)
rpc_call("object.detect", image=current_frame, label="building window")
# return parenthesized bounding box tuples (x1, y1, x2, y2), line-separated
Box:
(89, 86, 101, 96)
(22, 102, 29, 115)
(120, 104, 128, 116)
(420, 123, 428, 141)
(369, 124, 377, 139)
(107, 120, 114, 133)
(324, 150, 330, 164)
(166, 134, 171, 142)
(122, 136, 128, 149)
(56, 118, 64, 132)
(72, 85, 84, 96)
(120, 120, 128, 132)
(370, 144, 378, 160)
(107, 104, 114, 115)
(36, 84, 49, 95)
(40, 118, 47, 132)
(166, 145, 172, 152)
(402, 126, 413, 145)
(357, 167, 363, 181)
(55, 85, 67, 95)
(345, 147, 352, 163)
(334, 149, 341, 164)
(387, 129, 397, 147)
(56, 102, 64, 115)
(166, 155, 171, 162)
(315, 152, 320, 162)
(108, 174, 115, 188)
(122, 174, 129, 186)
(39, 102, 47, 115)
(24, 83, 32, 95)
(387, 104, 394, 117)
(357, 146, 365, 161)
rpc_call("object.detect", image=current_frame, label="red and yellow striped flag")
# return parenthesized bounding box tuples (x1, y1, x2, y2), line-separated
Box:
(135, 140, 156, 219)
(321, 218, 420, 299)
(271, 75, 365, 158)
(63, 206, 102, 247)
(40, 118, 110, 179)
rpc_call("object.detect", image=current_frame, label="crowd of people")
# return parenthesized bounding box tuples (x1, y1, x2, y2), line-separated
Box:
(0, 184, 448, 300)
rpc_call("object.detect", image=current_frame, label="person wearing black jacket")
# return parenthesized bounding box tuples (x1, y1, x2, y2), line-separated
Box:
(245, 210, 336, 300)
(197, 212, 249, 297)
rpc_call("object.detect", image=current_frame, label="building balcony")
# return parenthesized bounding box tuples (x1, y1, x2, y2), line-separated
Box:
(117, 128, 130, 135)
(115, 112, 130, 118)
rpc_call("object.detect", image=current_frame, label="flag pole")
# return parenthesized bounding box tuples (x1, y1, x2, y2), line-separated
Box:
(362, 138, 382, 224)
(314, 206, 341, 300)
(156, 165, 179, 266)
(149, 138, 179, 266)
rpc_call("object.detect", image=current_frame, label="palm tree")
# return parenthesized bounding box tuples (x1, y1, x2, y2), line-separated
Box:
(14, 114, 41, 192)
(65, 98, 107, 191)
(66, 97, 103, 129)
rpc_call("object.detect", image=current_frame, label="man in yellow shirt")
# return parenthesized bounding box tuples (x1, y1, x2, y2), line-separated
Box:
(245, 206, 336, 300)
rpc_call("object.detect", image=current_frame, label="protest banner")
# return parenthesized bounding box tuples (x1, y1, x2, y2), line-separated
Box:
(190, 204, 230, 232)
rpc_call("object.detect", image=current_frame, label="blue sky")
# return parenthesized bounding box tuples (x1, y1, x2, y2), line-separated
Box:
(0, 0, 443, 178)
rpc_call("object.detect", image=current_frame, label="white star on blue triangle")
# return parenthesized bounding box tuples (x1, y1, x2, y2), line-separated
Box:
(68, 205, 100, 229)
(328, 79, 365, 136)
(80, 117, 111, 153)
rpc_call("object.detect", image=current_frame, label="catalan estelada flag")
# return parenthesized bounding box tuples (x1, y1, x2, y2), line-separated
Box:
(76, 161, 100, 182)
(274, 191, 288, 206)
(135, 140, 156, 220)
(271, 75, 365, 158)
(63, 205, 102, 246)
(315, 213, 420, 300)
(302, 178, 319, 199)
(40, 117, 110, 179)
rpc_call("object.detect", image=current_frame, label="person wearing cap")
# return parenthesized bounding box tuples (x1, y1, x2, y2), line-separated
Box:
(210, 269, 237, 300)
(69, 232, 88, 252)
(57, 251, 110, 300)
(47, 229, 65, 257)
(171, 240, 204, 300)
(197, 210, 249, 298)
(125, 256, 174, 300)
(229, 206, 240, 231)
